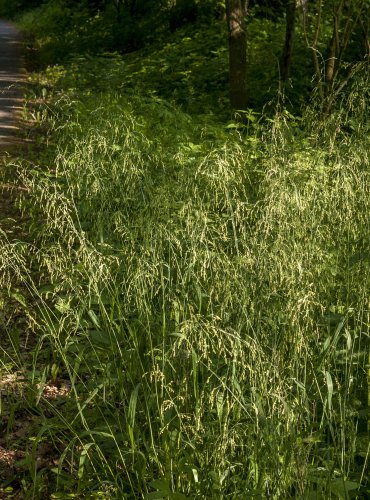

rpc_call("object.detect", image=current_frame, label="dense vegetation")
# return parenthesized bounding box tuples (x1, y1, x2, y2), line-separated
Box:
(0, 0, 369, 498)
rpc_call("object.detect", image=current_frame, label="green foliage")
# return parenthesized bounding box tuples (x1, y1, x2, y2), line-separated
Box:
(17, 1, 114, 63)
(249, 0, 287, 19)
(1, 0, 369, 497)
(1, 53, 369, 497)
(14, 3, 322, 116)
(16, 0, 171, 63)
(0, 0, 42, 17)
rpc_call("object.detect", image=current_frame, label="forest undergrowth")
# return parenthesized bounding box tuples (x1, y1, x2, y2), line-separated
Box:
(0, 7, 369, 499)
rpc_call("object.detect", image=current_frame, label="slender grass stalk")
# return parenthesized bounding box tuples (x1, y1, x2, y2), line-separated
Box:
(1, 62, 369, 497)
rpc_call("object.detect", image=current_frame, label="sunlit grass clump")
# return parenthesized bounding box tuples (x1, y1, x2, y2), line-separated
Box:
(1, 62, 369, 497)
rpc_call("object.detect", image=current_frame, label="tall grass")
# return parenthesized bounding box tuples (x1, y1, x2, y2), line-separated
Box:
(1, 61, 369, 497)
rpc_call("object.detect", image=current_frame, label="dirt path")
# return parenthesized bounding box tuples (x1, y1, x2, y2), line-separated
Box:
(0, 19, 24, 147)
(0, 20, 32, 495)
(0, 19, 27, 239)
(0, 25, 62, 493)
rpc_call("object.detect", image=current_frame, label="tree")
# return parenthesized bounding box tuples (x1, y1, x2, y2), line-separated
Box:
(87, 0, 106, 13)
(280, 0, 297, 81)
(169, 0, 198, 33)
(225, 0, 248, 111)
(304, 0, 368, 112)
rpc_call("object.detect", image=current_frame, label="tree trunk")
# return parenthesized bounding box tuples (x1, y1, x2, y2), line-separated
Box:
(114, 0, 124, 22)
(225, 0, 248, 111)
(326, 31, 337, 87)
(280, 0, 297, 81)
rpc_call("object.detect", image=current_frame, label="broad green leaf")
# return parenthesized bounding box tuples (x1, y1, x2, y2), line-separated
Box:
(325, 371, 334, 412)
(329, 478, 360, 499)
(78, 442, 94, 479)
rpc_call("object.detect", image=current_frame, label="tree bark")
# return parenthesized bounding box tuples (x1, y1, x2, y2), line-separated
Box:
(225, 0, 248, 111)
(326, 0, 344, 89)
(280, 0, 297, 81)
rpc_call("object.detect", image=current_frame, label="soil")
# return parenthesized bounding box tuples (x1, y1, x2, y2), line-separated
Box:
(0, 19, 34, 497)
(0, 20, 25, 147)
(0, 19, 28, 234)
